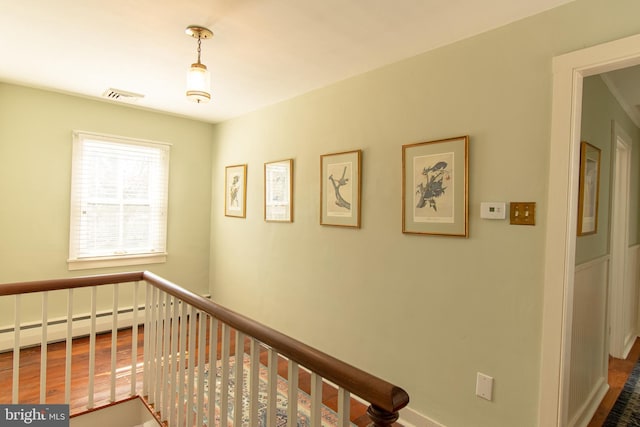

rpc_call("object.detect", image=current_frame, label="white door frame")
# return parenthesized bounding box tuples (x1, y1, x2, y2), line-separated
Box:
(540, 33, 640, 427)
(609, 123, 632, 359)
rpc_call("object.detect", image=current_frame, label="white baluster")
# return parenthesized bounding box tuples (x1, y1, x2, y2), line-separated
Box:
(187, 305, 197, 425)
(160, 291, 170, 421)
(233, 331, 245, 425)
(207, 317, 218, 427)
(65, 289, 73, 403)
(287, 360, 299, 426)
(143, 283, 151, 397)
(266, 348, 278, 427)
(12, 294, 20, 404)
(169, 296, 179, 427)
(196, 311, 206, 427)
(147, 285, 157, 406)
(310, 373, 322, 426)
(130, 281, 139, 397)
(248, 339, 260, 426)
(110, 283, 119, 402)
(219, 324, 231, 426)
(337, 388, 351, 427)
(88, 286, 97, 409)
(177, 299, 188, 426)
(40, 291, 48, 404)
(154, 291, 165, 413)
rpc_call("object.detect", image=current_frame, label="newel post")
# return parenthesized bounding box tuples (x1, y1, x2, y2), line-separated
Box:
(366, 404, 399, 427)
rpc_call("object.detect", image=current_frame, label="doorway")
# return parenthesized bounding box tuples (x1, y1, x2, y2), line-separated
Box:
(609, 123, 634, 360)
(540, 33, 640, 426)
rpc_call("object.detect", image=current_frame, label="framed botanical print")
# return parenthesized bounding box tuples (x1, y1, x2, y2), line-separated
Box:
(225, 164, 247, 218)
(320, 150, 361, 228)
(402, 136, 469, 237)
(577, 141, 601, 236)
(264, 159, 293, 222)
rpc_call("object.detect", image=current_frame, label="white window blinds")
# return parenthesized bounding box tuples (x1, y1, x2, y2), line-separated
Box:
(68, 131, 170, 269)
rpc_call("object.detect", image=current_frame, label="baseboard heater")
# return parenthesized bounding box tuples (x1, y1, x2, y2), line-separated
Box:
(0, 305, 147, 335)
(0, 304, 152, 353)
(0, 293, 212, 353)
(0, 305, 152, 352)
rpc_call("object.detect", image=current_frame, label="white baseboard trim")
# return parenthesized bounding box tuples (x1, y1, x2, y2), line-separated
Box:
(622, 333, 637, 360)
(399, 406, 446, 427)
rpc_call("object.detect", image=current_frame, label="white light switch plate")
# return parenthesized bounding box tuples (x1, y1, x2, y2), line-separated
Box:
(480, 202, 506, 219)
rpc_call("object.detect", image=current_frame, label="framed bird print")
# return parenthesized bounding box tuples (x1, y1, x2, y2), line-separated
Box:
(402, 136, 469, 237)
(577, 141, 600, 236)
(264, 159, 293, 222)
(320, 150, 361, 228)
(225, 164, 247, 218)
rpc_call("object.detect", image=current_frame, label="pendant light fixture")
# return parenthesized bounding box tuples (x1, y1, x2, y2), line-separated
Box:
(185, 25, 213, 103)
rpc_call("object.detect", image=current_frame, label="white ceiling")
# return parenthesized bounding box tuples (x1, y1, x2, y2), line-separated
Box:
(0, 0, 576, 124)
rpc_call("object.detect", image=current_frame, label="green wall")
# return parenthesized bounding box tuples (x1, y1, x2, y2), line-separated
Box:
(2, 0, 640, 425)
(0, 83, 214, 322)
(209, 1, 640, 426)
(577, 75, 640, 265)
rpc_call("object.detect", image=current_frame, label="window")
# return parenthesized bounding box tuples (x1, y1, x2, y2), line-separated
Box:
(68, 131, 170, 270)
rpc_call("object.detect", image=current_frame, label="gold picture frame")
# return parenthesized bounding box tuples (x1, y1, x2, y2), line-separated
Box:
(402, 136, 469, 237)
(577, 141, 601, 236)
(264, 159, 293, 222)
(225, 164, 247, 218)
(320, 150, 362, 228)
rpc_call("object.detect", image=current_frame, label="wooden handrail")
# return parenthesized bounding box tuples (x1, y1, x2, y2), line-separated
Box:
(141, 271, 410, 415)
(0, 271, 144, 296)
(0, 271, 410, 418)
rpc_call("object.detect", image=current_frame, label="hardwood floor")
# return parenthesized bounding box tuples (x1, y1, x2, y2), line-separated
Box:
(588, 337, 640, 426)
(6, 323, 630, 426)
(0, 326, 145, 411)
(0, 325, 389, 426)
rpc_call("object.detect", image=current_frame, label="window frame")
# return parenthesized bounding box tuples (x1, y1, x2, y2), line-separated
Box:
(68, 131, 171, 270)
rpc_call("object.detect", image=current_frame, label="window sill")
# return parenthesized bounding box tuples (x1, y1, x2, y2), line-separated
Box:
(67, 253, 167, 271)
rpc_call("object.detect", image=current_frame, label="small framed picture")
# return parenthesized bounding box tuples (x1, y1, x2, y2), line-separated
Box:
(225, 164, 247, 218)
(402, 136, 469, 237)
(264, 159, 293, 222)
(320, 150, 362, 228)
(577, 141, 601, 236)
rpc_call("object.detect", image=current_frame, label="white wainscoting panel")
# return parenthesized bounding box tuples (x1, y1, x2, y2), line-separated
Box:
(568, 255, 609, 427)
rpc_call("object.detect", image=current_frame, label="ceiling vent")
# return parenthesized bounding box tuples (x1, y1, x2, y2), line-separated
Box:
(102, 88, 144, 102)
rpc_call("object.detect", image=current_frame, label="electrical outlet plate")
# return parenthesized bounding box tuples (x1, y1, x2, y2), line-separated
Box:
(476, 372, 494, 401)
